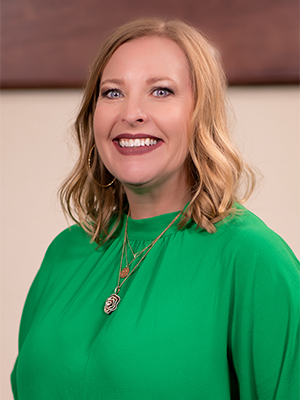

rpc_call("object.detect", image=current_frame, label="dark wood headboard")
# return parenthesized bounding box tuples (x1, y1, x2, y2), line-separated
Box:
(1, 0, 299, 88)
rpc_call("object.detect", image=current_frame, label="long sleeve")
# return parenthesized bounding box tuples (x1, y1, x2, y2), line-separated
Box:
(10, 231, 65, 400)
(11, 357, 19, 399)
(228, 231, 300, 399)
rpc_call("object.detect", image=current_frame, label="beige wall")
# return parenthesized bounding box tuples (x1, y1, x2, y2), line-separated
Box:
(1, 87, 299, 399)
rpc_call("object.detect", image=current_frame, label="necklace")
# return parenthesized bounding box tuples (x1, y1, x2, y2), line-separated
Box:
(104, 210, 182, 315)
(126, 229, 153, 260)
(120, 224, 153, 279)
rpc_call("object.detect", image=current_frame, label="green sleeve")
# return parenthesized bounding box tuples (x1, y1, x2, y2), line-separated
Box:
(11, 261, 52, 400)
(11, 357, 18, 399)
(228, 232, 300, 399)
(10, 230, 66, 399)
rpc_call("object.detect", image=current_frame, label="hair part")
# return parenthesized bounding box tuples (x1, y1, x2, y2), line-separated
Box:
(59, 17, 256, 245)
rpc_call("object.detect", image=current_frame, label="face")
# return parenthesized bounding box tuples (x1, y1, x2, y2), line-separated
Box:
(93, 36, 193, 192)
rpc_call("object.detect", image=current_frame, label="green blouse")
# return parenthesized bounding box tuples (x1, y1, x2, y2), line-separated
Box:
(11, 205, 300, 399)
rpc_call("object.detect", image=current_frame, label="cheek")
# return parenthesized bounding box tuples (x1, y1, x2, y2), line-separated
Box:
(93, 108, 102, 138)
(93, 105, 113, 140)
(174, 111, 191, 161)
(171, 109, 191, 147)
(93, 109, 112, 167)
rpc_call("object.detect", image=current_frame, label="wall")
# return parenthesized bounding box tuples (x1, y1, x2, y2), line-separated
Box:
(1, 86, 299, 399)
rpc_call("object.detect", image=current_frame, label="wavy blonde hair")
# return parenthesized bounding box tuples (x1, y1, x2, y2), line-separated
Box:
(60, 17, 256, 245)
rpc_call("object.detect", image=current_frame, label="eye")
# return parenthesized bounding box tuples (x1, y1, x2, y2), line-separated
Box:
(152, 87, 174, 97)
(101, 88, 123, 99)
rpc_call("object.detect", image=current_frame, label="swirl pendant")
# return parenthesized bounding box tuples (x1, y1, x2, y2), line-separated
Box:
(104, 293, 121, 315)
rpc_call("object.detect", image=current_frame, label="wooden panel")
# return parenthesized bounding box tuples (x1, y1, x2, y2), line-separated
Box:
(1, 0, 299, 88)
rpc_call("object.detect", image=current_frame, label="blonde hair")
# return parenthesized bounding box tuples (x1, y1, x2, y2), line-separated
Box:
(60, 17, 256, 245)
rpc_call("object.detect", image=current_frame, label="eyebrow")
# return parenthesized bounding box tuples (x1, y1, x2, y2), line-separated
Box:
(100, 78, 124, 87)
(146, 76, 176, 85)
(100, 77, 176, 87)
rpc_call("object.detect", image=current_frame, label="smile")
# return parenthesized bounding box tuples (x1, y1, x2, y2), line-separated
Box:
(119, 138, 159, 148)
(113, 136, 163, 156)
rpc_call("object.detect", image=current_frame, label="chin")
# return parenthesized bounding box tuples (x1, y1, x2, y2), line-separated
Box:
(116, 167, 159, 187)
(119, 173, 159, 189)
(121, 178, 153, 188)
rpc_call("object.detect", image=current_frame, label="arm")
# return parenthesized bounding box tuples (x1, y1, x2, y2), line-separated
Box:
(228, 234, 300, 399)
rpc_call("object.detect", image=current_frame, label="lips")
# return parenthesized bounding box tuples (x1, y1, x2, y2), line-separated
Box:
(113, 134, 162, 155)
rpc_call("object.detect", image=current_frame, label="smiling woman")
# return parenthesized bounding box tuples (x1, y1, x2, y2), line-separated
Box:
(94, 36, 193, 216)
(11, 18, 299, 400)
(59, 18, 256, 243)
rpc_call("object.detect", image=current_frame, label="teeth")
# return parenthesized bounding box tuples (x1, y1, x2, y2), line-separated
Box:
(118, 138, 158, 148)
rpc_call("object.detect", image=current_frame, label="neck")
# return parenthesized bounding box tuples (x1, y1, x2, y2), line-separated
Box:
(123, 175, 191, 220)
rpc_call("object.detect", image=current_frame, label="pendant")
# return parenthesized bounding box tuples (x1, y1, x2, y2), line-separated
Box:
(120, 267, 130, 278)
(104, 293, 121, 315)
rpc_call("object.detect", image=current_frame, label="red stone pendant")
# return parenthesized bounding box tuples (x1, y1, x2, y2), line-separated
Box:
(120, 267, 130, 278)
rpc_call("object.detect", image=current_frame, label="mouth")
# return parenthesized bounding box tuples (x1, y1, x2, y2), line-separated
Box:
(118, 137, 159, 148)
(113, 134, 162, 155)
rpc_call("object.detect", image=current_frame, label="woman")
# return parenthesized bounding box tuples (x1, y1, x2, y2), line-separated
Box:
(11, 18, 299, 399)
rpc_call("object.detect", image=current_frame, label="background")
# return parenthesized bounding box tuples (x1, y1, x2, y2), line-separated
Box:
(1, 1, 299, 399)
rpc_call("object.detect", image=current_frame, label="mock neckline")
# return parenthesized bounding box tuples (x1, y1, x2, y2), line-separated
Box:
(118, 202, 245, 241)
(124, 210, 185, 241)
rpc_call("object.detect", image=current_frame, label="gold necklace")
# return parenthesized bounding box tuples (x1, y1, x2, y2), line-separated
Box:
(104, 210, 182, 315)
(123, 206, 154, 275)
(120, 225, 153, 279)
(126, 230, 153, 259)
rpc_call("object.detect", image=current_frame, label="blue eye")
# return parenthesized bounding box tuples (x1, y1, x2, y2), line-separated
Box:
(152, 88, 173, 97)
(102, 89, 123, 99)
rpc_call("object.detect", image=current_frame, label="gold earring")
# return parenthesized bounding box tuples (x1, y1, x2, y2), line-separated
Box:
(87, 145, 116, 188)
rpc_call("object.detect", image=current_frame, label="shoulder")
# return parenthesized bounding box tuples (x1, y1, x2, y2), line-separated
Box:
(214, 205, 300, 288)
(23, 225, 99, 303)
(49, 223, 91, 244)
(37, 224, 97, 277)
(50, 223, 91, 245)
(186, 203, 298, 268)
(46, 224, 95, 257)
(217, 204, 297, 258)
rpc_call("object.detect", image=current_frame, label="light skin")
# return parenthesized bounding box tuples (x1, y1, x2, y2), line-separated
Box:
(93, 36, 194, 219)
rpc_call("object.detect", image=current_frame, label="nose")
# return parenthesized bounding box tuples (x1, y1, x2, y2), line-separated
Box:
(121, 97, 148, 126)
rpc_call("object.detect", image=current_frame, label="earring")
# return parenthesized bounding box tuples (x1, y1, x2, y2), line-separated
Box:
(87, 145, 116, 188)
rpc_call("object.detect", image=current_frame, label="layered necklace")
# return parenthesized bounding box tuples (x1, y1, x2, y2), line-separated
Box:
(104, 210, 182, 315)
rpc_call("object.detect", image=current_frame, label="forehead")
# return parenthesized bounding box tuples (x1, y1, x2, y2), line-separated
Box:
(101, 36, 191, 83)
